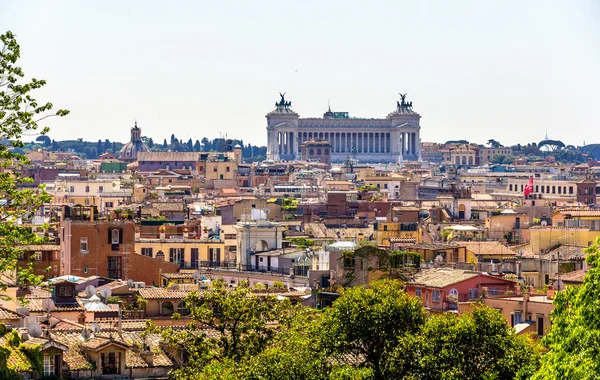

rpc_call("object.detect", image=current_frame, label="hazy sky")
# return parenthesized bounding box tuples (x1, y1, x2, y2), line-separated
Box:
(2, 1, 599, 147)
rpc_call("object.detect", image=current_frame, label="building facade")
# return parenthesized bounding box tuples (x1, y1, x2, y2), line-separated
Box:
(266, 94, 422, 163)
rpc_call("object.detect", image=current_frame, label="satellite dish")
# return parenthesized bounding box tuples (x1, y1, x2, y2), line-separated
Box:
(192, 272, 200, 282)
(27, 322, 43, 338)
(127, 279, 135, 288)
(91, 322, 101, 333)
(434, 254, 444, 263)
(393, 217, 399, 222)
(99, 286, 112, 299)
(80, 328, 92, 341)
(541, 220, 548, 227)
(84, 285, 97, 297)
(263, 208, 271, 215)
(41, 298, 55, 312)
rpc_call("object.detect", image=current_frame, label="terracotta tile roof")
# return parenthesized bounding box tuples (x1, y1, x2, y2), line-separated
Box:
(557, 209, 600, 217)
(410, 268, 480, 288)
(138, 288, 192, 300)
(24, 296, 85, 312)
(19, 244, 61, 251)
(463, 241, 515, 256)
(161, 272, 195, 280)
(0, 306, 23, 320)
(552, 269, 587, 283)
(137, 152, 199, 162)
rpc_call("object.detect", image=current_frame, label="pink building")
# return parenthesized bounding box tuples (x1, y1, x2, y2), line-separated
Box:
(405, 268, 515, 311)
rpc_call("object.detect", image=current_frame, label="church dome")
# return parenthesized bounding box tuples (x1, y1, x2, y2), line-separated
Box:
(119, 121, 150, 161)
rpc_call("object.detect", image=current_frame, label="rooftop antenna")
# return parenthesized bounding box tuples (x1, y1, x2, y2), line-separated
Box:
(99, 286, 112, 299)
(27, 322, 43, 338)
(80, 327, 92, 341)
(84, 285, 97, 298)
(91, 322, 101, 333)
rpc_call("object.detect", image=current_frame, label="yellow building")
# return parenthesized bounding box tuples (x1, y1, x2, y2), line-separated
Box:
(374, 222, 422, 247)
(135, 236, 227, 269)
(205, 158, 238, 181)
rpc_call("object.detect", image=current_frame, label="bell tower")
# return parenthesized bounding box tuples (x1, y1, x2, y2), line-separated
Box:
(131, 121, 142, 142)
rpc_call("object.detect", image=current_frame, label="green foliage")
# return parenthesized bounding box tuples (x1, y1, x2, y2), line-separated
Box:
(389, 250, 421, 267)
(358, 184, 378, 192)
(151, 279, 540, 380)
(322, 280, 426, 379)
(490, 154, 516, 165)
(486, 139, 502, 148)
(157, 279, 291, 379)
(1, 31, 68, 291)
(272, 281, 285, 289)
(289, 238, 315, 249)
(281, 197, 298, 211)
(532, 236, 600, 379)
(105, 295, 120, 304)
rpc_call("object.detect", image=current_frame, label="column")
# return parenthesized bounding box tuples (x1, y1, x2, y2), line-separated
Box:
(289, 132, 294, 157)
(401, 133, 405, 157)
(358, 133, 362, 153)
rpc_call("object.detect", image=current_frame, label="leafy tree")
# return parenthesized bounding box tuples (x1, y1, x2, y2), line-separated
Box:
(96, 139, 103, 155)
(539, 139, 565, 152)
(147, 137, 154, 148)
(154, 280, 291, 379)
(163, 138, 168, 148)
(201, 137, 209, 150)
(386, 306, 541, 379)
(112, 141, 117, 154)
(289, 238, 315, 249)
(35, 135, 50, 147)
(0, 30, 69, 289)
(445, 140, 469, 145)
(486, 139, 502, 148)
(170, 134, 176, 144)
(533, 236, 600, 379)
(194, 139, 201, 152)
(186, 138, 194, 151)
(321, 280, 426, 379)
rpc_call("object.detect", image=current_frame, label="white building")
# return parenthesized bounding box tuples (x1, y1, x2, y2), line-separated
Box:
(233, 217, 283, 268)
(266, 94, 422, 164)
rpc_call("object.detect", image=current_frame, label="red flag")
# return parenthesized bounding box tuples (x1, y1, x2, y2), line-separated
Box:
(524, 176, 533, 197)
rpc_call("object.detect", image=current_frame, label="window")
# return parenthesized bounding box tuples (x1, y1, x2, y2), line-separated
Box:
(213, 167, 217, 172)
(85, 185, 90, 193)
(537, 316, 544, 336)
(384, 184, 388, 189)
(80, 237, 89, 253)
(107, 256, 122, 279)
(511, 312, 523, 327)
(415, 288, 422, 297)
(99, 186, 103, 193)
(101, 352, 121, 375)
(226, 166, 230, 172)
(105, 201, 113, 208)
(44, 354, 58, 376)
(383, 225, 388, 231)
(161, 301, 174, 315)
(468, 288, 479, 300)
(448, 288, 459, 299)
(569, 186, 573, 194)
(432, 289, 441, 302)
(209, 248, 221, 265)
(169, 248, 185, 266)
(84, 267, 88, 274)
(141, 248, 153, 257)
(178, 301, 190, 316)
(84, 199, 90, 206)
(33, 252, 43, 261)
(111, 229, 120, 244)
(191, 248, 199, 268)
(69, 185, 75, 192)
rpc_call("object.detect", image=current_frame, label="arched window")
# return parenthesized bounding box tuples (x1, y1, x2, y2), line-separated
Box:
(177, 301, 190, 316)
(468, 156, 473, 165)
(317, 149, 322, 155)
(161, 301, 174, 315)
(449, 288, 459, 297)
(111, 229, 120, 244)
(309, 149, 314, 155)
(462, 156, 467, 165)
